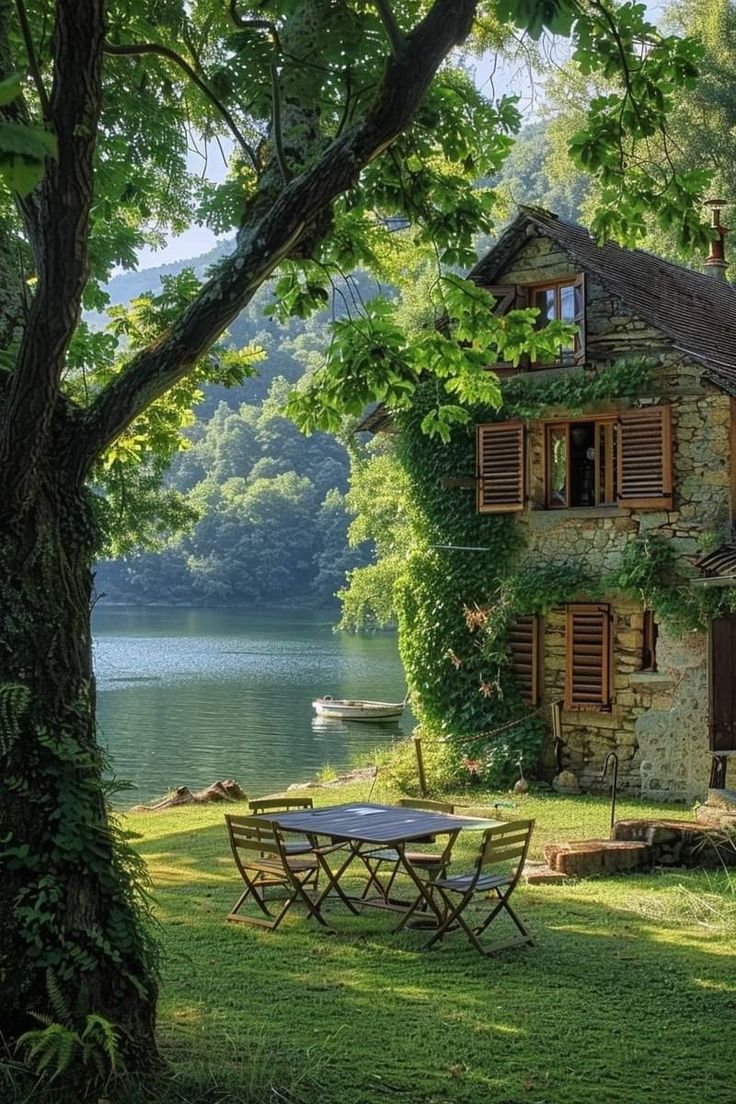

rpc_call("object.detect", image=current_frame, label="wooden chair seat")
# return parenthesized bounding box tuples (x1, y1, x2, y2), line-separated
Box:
(436, 871, 512, 892)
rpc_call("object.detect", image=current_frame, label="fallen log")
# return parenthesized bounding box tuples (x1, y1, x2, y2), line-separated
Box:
(131, 779, 246, 812)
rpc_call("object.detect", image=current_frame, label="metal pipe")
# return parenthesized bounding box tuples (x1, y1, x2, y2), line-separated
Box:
(599, 751, 619, 838)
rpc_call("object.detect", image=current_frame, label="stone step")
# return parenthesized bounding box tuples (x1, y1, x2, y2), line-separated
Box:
(522, 862, 569, 885)
(544, 839, 651, 878)
(613, 818, 736, 867)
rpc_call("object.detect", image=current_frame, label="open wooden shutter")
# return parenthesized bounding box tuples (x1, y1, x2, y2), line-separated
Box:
(483, 284, 525, 314)
(565, 604, 611, 711)
(477, 422, 525, 513)
(617, 405, 672, 509)
(509, 615, 541, 705)
(573, 272, 586, 365)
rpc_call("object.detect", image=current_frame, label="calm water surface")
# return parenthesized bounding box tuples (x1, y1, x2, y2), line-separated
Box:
(93, 607, 410, 805)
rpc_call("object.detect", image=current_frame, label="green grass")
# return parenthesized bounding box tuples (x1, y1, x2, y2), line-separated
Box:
(119, 779, 736, 1104)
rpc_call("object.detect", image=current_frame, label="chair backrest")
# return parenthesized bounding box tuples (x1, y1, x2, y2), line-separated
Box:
(398, 797, 454, 814)
(248, 796, 314, 816)
(478, 820, 534, 879)
(225, 814, 286, 870)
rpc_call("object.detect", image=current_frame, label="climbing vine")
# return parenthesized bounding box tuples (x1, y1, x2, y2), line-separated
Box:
(391, 357, 706, 789)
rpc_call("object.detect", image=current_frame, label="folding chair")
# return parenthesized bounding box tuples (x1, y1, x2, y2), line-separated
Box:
(358, 798, 457, 904)
(225, 814, 333, 931)
(419, 819, 535, 956)
(248, 796, 314, 854)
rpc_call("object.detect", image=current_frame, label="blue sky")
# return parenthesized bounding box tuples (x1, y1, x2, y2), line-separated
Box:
(135, 2, 668, 270)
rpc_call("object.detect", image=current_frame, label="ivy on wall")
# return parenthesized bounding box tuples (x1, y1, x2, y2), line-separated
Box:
(393, 357, 730, 788)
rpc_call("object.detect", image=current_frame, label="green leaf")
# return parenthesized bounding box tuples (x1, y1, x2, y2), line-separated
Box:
(0, 74, 22, 107)
(0, 121, 57, 196)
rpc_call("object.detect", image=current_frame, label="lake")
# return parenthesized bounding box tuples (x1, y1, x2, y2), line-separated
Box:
(93, 607, 411, 806)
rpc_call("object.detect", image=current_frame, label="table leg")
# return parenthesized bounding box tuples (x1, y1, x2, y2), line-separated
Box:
(391, 840, 448, 933)
(310, 839, 362, 916)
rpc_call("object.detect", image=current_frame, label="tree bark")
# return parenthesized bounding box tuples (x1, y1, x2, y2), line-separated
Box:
(0, 0, 480, 1079)
(0, 461, 157, 1067)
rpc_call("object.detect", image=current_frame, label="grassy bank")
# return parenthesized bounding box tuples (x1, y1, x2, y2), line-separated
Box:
(116, 779, 736, 1104)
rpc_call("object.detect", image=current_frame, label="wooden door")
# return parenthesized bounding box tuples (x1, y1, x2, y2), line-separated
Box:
(709, 616, 736, 787)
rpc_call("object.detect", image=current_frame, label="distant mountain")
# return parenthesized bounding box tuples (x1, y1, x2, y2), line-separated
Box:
(102, 238, 235, 307)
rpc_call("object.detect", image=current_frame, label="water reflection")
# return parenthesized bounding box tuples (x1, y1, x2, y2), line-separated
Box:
(94, 607, 410, 805)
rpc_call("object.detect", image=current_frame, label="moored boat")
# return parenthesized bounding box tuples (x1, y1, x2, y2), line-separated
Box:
(312, 696, 405, 722)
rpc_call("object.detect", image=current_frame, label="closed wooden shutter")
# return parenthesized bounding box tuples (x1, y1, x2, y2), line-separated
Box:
(565, 604, 611, 711)
(509, 615, 541, 705)
(617, 406, 672, 509)
(477, 422, 525, 513)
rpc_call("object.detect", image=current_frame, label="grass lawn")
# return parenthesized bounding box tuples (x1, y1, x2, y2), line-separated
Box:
(129, 780, 735, 1104)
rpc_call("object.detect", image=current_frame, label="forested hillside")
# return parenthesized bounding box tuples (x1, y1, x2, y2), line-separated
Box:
(95, 123, 579, 607)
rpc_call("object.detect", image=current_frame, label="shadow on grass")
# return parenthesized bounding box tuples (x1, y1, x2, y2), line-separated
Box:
(148, 846, 736, 1104)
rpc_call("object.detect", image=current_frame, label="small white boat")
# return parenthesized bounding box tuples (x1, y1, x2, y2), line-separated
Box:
(312, 696, 405, 722)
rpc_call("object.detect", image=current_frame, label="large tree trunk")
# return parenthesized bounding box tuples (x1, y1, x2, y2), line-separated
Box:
(0, 468, 157, 1068)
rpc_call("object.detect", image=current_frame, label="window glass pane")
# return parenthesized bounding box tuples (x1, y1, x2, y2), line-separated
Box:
(559, 283, 576, 362)
(534, 288, 556, 327)
(548, 427, 567, 506)
(569, 422, 596, 507)
(560, 284, 576, 321)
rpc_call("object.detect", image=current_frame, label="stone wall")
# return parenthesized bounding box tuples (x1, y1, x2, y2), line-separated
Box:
(482, 227, 734, 801)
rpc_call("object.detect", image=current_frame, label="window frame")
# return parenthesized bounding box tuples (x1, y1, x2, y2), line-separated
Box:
(543, 413, 618, 510)
(528, 273, 585, 366)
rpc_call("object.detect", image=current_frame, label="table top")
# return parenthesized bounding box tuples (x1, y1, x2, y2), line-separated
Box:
(257, 802, 502, 845)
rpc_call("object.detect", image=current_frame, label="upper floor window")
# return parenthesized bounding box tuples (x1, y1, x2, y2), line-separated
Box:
(546, 417, 617, 508)
(483, 275, 586, 370)
(476, 405, 673, 515)
(529, 275, 585, 366)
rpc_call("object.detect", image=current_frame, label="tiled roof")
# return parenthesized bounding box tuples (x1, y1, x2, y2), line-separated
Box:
(696, 543, 736, 579)
(469, 208, 736, 396)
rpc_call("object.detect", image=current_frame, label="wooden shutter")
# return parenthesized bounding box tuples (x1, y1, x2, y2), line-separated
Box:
(565, 604, 611, 711)
(617, 406, 672, 509)
(509, 615, 541, 705)
(573, 272, 586, 365)
(484, 284, 524, 314)
(709, 615, 736, 753)
(477, 422, 525, 513)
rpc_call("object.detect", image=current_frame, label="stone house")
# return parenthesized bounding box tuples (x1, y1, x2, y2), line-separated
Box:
(472, 207, 736, 802)
(370, 207, 736, 802)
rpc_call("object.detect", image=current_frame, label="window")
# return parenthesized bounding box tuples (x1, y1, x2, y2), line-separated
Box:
(477, 422, 525, 513)
(508, 615, 542, 705)
(545, 417, 616, 508)
(565, 604, 611, 711)
(530, 275, 585, 365)
(544, 406, 672, 510)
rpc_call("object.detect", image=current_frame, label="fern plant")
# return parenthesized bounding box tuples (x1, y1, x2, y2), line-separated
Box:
(0, 683, 30, 757)
(16, 972, 120, 1089)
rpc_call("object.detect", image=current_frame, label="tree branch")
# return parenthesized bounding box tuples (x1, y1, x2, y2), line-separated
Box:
(14, 0, 51, 120)
(73, 0, 479, 478)
(374, 0, 405, 58)
(0, 0, 104, 506)
(270, 54, 290, 182)
(102, 41, 259, 173)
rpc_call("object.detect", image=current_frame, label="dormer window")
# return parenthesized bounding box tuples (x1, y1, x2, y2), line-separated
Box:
(529, 275, 585, 365)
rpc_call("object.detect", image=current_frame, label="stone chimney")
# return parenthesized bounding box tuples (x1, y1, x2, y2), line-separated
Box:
(704, 199, 729, 280)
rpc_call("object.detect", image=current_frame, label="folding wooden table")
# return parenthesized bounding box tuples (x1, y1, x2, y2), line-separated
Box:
(255, 802, 502, 928)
